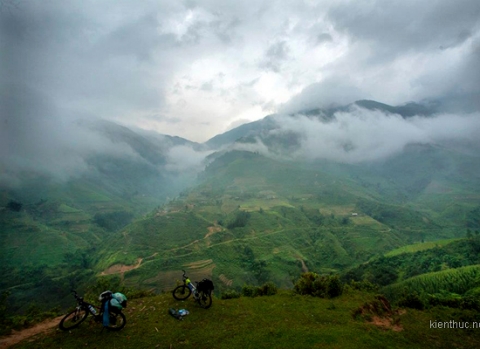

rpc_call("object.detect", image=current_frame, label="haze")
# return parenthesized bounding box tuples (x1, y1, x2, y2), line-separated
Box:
(1, 0, 480, 182)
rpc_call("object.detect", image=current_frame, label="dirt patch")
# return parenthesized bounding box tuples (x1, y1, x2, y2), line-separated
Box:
(299, 259, 308, 273)
(143, 264, 216, 293)
(144, 252, 158, 260)
(371, 315, 403, 332)
(353, 295, 404, 332)
(0, 315, 64, 348)
(205, 225, 222, 239)
(219, 274, 233, 287)
(424, 180, 452, 194)
(183, 259, 213, 269)
(295, 255, 309, 273)
(100, 257, 143, 276)
(143, 270, 182, 292)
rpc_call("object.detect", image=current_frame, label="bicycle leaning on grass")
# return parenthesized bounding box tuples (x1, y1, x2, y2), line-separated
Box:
(172, 270, 214, 309)
(59, 290, 126, 331)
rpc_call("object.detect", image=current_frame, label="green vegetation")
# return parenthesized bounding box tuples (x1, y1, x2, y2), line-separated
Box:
(226, 210, 251, 229)
(93, 211, 134, 232)
(240, 282, 278, 297)
(344, 237, 480, 287)
(2, 146, 480, 346)
(383, 265, 480, 302)
(294, 272, 343, 298)
(9, 289, 480, 349)
(384, 239, 460, 257)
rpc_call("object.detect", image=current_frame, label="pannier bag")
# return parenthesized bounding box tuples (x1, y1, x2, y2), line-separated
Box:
(197, 279, 215, 293)
(99, 290, 128, 309)
(111, 292, 127, 309)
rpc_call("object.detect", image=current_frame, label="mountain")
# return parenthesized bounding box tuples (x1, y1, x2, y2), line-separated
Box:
(353, 100, 437, 117)
(133, 126, 205, 151)
(204, 116, 277, 149)
(0, 118, 205, 312)
(91, 140, 480, 298)
(2, 98, 480, 323)
(204, 99, 439, 150)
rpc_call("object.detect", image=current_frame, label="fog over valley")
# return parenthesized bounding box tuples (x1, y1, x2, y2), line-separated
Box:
(1, 2, 480, 347)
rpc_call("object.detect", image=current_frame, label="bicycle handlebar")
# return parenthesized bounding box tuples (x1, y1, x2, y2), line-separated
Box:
(70, 290, 84, 303)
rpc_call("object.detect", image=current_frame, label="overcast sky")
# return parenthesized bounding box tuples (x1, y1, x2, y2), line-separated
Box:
(1, 0, 480, 143)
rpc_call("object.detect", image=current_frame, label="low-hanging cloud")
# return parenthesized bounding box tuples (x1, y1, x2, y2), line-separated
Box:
(165, 145, 213, 173)
(2, 0, 480, 190)
(279, 77, 367, 114)
(0, 85, 144, 187)
(266, 107, 480, 163)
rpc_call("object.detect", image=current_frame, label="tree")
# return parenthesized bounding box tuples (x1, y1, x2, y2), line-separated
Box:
(251, 259, 269, 283)
(227, 211, 251, 229)
(6, 200, 22, 212)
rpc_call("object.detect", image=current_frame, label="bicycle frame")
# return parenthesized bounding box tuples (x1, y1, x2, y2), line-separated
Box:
(172, 270, 212, 308)
(59, 290, 126, 331)
(73, 291, 99, 316)
(184, 276, 199, 298)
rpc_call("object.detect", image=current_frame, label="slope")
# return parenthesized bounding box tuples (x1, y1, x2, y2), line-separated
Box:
(9, 290, 480, 349)
(0, 119, 201, 313)
(96, 150, 462, 295)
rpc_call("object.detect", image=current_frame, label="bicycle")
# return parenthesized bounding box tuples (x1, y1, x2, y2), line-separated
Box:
(172, 270, 213, 309)
(59, 290, 126, 331)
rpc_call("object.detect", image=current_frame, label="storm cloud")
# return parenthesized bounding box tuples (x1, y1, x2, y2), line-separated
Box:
(1, 0, 480, 183)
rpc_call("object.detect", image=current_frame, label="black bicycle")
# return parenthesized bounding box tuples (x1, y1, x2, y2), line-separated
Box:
(172, 270, 214, 309)
(59, 290, 126, 331)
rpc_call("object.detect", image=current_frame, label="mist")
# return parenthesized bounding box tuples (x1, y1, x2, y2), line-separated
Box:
(231, 106, 480, 164)
(1, 0, 479, 190)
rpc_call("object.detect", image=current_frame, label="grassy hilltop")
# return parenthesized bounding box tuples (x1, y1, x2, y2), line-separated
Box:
(10, 290, 480, 349)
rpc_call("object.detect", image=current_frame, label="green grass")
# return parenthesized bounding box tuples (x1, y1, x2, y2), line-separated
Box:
(385, 239, 461, 257)
(3, 148, 480, 325)
(383, 265, 480, 301)
(11, 290, 480, 349)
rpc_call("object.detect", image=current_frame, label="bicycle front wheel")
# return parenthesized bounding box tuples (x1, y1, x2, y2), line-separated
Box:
(172, 285, 191, 300)
(59, 308, 88, 330)
(198, 291, 212, 309)
(105, 311, 126, 331)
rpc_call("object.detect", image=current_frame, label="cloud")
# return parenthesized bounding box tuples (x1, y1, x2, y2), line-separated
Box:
(327, 0, 480, 57)
(0, 84, 145, 186)
(272, 107, 480, 163)
(320, 0, 480, 106)
(165, 145, 213, 173)
(315, 33, 333, 45)
(259, 40, 290, 72)
(280, 77, 367, 113)
(1, 0, 480, 182)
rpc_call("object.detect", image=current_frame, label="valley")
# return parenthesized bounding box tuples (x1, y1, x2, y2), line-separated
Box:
(1, 101, 480, 347)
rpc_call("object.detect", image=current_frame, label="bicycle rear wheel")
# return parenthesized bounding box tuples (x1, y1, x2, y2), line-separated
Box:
(172, 285, 191, 300)
(105, 311, 126, 331)
(59, 308, 88, 330)
(198, 291, 212, 309)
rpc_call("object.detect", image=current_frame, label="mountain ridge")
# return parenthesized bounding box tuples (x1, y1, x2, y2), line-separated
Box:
(203, 99, 440, 150)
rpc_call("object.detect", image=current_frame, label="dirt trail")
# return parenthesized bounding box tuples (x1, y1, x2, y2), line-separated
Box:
(0, 316, 63, 348)
(299, 259, 308, 273)
(295, 255, 308, 273)
(204, 225, 222, 239)
(100, 257, 143, 276)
